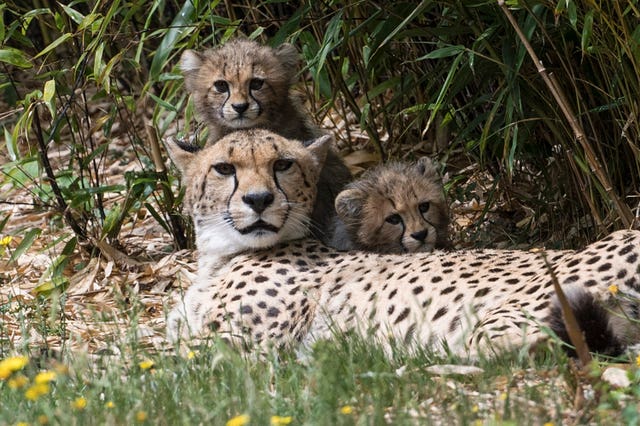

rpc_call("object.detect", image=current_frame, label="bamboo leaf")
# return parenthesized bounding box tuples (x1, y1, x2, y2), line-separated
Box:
(0, 48, 32, 68)
(43, 79, 56, 117)
(149, 0, 196, 82)
(34, 33, 73, 59)
(581, 10, 594, 52)
(9, 228, 41, 263)
(417, 45, 465, 60)
(60, 4, 85, 26)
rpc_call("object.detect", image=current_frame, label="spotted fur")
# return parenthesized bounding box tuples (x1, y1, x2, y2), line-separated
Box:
(331, 157, 449, 253)
(167, 129, 640, 358)
(180, 38, 352, 243)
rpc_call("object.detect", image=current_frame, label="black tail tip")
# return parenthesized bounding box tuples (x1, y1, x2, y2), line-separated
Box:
(549, 290, 624, 357)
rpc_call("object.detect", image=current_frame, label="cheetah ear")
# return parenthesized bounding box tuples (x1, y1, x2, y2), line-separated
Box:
(180, 50, 204, 92)
(162, 137, 200, 174)
(335, 187, 366, 221)
(416, 157, 441, 181)
(274, 43, 300, 78)
(305, 134, 332, 170)
(180, 50, 203, 73)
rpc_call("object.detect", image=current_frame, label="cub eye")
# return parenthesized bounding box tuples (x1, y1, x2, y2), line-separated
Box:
(385, 214, 402, 225)
(213, 80, 229, 93)
(213, 163, 235, 175)
(274, 159, 293, 172)
(249, 78, 264, 90)
(418, 202, 430, 213)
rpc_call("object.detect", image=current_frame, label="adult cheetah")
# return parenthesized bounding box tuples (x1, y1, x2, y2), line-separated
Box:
(165, 128, 640, 358)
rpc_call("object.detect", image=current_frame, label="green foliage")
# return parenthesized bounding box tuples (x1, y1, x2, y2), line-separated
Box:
(1, 0, 639, 261)
(0, 324, 607, 425)
(2, 307, 639, 425)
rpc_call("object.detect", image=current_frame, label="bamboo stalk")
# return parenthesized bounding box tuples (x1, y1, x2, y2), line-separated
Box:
(498, 0, 634, 229)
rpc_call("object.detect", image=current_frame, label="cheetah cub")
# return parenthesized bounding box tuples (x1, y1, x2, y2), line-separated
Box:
(331, 157, 449, 253)
(179, 38, 351, 243)
(166, 129, 640, 358)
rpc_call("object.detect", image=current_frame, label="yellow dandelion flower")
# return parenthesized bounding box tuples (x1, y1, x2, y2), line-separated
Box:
(187, 351, 196, 360)
(15, 422, 29, 426)
(472, 404, 479, 413)
(636, 354, 640, 368)
(608, 284, 619, 295)
(24, 383, 50, 401)
(499, 392, 507, 401)
(34, 371, 57, 385)
(37, 415, 49, 425)
(135, 411, 148, 423)
(0, 355, 29, 379)
(271, 415, 293, 425)
(340, 405, 353, 415)
(138, 360, 155, 370)
(8, 374, 29, 389)
(226, 414, 250, 426)
(72, 397, 87, 410)
(0, 236, 12, 246)
(543, 423, 554, 426)
(105, 401, 115, 409)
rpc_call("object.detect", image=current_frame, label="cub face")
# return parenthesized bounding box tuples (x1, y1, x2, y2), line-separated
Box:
(164, 129, 330, 254)
(335, 157, 449, 253)
(181, 39, 299, 135)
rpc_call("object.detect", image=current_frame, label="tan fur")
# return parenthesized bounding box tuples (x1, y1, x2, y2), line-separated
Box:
(180, 38, 352, 243)
(181, 39, 313, 142)
(163, 129, 330, 277)
(332, 157, 449, 253)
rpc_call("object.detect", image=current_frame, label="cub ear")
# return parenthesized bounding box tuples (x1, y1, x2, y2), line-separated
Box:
(274, 43, 300, 78)
(180, 50, 204, 91)
(415, 156, 441, 181)
(162, 138, 200, 174)
(335, 187, 366, 221)
(305, 134, 332, 170)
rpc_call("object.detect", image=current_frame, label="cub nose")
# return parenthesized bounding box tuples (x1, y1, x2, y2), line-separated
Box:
(232, 103, 249, 114)
(410, 229, 428, 242)
(242, 191, 274, 214)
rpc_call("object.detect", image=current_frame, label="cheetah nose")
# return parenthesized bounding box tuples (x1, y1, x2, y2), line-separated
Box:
(242, 191, 274, 214)
(232, 103, 249, 114)
(411, 229, 428, 242)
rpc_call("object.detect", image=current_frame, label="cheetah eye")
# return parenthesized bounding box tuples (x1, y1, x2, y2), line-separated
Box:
(213, 162, 235, 176)
(213, 80, 229, 93)
(418, 202, 430, 213)
(385, 213, 402, 225)
(249, 78, 264, 90)
(274, 159, 294, 172)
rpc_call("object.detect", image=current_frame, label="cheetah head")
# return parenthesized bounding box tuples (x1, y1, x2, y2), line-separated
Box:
(180, 39, 299, 132)
(164, 129, 330, 256)
(335, 157, 449, 253)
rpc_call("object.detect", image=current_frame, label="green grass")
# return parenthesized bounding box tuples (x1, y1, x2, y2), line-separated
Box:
(2, 305, 640, 426)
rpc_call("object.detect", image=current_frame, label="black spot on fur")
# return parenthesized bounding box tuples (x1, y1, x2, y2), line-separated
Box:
(267, 307, 280, 317)
(432, 306, 447, 321)
(474, 288, 490, 297)
(441, 286, 455, 295)
(395, 308, 411, 324)
(265, 288, 278, 297)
